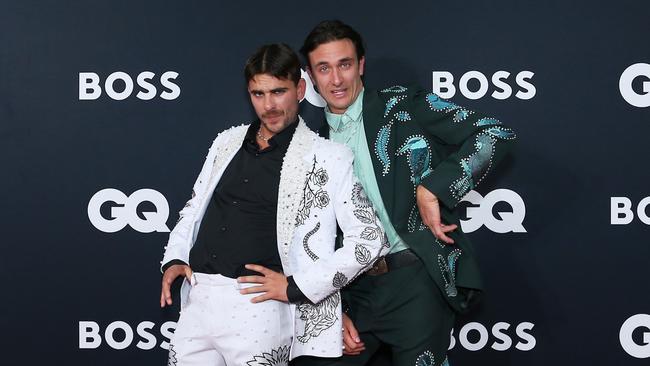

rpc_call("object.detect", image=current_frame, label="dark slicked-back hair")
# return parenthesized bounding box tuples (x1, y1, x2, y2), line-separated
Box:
(244, 43, 301, 85)
(300, 20, 365, 66)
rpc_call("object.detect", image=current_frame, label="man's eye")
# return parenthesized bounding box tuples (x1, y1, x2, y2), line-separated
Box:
(340, 63, 351, 69)
(319, 66, 329, 73)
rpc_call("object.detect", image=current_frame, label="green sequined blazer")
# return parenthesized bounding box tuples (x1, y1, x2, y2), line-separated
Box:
(325, 85, 516, 313)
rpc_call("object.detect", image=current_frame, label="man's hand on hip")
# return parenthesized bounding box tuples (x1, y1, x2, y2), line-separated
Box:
(416, 185, 457, 244)
(237, 264, 288, 303)
(160, 264, 192, 308)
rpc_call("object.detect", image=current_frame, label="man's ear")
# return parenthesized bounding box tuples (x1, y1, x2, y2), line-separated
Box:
(306, 67, 316, 85)
(297, 78, 306, 101)
(359, 56, 365, 76)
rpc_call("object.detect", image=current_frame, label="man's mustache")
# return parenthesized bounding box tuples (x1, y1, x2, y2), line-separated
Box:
(262, 110, 284, 118)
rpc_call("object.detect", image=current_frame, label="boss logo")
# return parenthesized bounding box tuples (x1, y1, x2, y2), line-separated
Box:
(79, 321, 175, 350)
(87, 188, 170, 233)
(459, 189, 527, 233)
(620, 314, 650, 358)
(79, 71, 180, 100)
(432, 70, 535, 100)
(610, 197, 650, 225)
(619, 63, 650, 108)
(449, 321, 536, 351)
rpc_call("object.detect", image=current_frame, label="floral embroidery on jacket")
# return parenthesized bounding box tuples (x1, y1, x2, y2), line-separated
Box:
(296, 157, 330, 226)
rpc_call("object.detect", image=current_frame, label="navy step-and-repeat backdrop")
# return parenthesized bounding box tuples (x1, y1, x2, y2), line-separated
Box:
(1, 0, 649, 365)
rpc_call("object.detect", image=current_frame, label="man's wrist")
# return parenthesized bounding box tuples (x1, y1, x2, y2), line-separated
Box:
(286, 276, 309, 303)
(161, 259, 187, 273)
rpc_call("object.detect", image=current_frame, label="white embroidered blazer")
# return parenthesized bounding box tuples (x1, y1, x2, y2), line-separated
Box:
(161, 117, 389, 359)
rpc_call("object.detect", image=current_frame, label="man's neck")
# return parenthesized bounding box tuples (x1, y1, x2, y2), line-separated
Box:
(255, 117, 299, 149)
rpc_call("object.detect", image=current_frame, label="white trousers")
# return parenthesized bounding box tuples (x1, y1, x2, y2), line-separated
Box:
(168, 273, 292, 366)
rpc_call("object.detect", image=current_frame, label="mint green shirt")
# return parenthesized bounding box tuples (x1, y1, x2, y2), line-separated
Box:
(325, 89, 408, 254)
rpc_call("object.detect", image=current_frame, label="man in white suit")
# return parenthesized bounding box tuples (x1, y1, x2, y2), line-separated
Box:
(160, 43, 388, 366)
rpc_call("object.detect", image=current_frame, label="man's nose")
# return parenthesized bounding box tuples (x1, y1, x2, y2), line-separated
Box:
(264, 95, 275, 110)
(332, 69, 342, 86)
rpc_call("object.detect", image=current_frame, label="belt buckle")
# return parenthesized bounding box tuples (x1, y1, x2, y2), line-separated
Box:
(367, 257, 388, 276)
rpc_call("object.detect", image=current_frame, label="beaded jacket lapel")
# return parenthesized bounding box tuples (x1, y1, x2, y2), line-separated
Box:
(362, 90, 396, 217)
(276, 117, 313, 268)
(205, 125, 249, 196)
(200, 119, 312, 270)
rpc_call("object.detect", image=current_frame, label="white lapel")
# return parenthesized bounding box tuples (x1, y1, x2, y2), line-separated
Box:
(189, 124, 249, 244)
(178, 124, 246, 305)
(277, 117, 314, 265)
(205, 125, 249, 194)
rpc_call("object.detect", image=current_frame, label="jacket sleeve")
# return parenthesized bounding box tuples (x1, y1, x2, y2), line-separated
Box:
(411, 89, 517, 209)
(160, 133, 226, 272)
(292, 148, 390, 304)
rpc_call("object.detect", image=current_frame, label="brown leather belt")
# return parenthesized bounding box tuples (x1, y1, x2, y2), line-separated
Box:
(366, 248, 420, 276)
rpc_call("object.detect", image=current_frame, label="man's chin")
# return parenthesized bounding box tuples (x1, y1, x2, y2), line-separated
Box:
(261, 119, 287, 133)
(328, 101, 352, 114)
(262, 117, 282, 127)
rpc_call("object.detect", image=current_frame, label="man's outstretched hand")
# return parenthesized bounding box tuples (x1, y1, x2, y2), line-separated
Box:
(416, 185, 457, 244)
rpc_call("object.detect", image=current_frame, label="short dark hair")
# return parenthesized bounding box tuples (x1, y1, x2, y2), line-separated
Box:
(244, 43, 301, 85)
(300, 20, 365, 66)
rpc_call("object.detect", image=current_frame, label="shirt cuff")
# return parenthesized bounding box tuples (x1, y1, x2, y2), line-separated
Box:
(286, 276, 309, 303)
(161, 259, 188, 273)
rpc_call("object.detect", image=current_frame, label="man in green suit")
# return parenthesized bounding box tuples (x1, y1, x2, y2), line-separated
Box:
(291, 20, 516, 366)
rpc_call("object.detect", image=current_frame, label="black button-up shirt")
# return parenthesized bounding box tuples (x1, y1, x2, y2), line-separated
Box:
(164, 120, 306, 302)
(188, 120, 298, 277)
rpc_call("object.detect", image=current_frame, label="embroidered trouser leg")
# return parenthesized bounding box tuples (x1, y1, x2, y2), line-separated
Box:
(290, 260, 454, 366)
(169, 273, 292, 366)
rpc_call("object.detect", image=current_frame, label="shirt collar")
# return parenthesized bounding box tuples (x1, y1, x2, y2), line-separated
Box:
(244, 117, 299, 153)
(325, 88, 364, 132)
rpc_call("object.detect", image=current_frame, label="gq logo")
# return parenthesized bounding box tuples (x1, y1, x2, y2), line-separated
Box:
(432, 70, 536, 100)
(87, 188, 170, 233)
(460, 189, 527, 233)
(620, 314, 650, 358)
(619, 63, 650, 107)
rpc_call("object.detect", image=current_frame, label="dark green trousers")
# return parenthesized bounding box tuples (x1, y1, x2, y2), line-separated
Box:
(291, 259, 454, 366)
